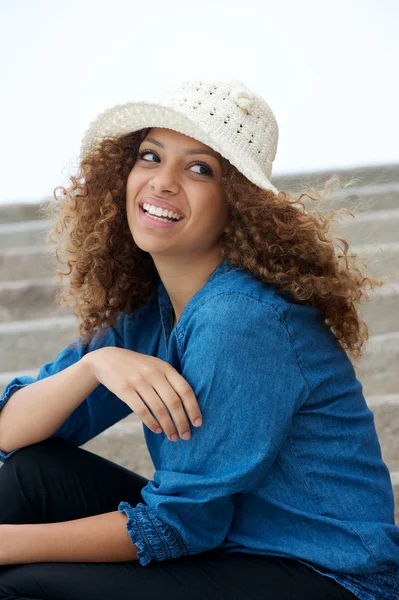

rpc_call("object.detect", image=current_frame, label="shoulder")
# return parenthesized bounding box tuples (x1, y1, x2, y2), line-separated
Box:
(184, 264, 294, 326)
(180, 283, 293, 350)
(178, 264, 329, 351)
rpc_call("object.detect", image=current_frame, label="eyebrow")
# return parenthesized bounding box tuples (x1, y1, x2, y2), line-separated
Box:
(142, 137, 222, 163)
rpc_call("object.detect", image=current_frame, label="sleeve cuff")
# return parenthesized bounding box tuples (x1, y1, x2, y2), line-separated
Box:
(0, 381, 31, 462)
(118, 501, 190, 566)
(0, 380, 30, 411)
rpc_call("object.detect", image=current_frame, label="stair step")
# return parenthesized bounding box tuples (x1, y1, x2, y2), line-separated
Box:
(0, 208, 397, 250)
(353, 331, 399, 395)
(0, 163, 397, 523)
(0, 278, 397, 334)
(1, 203, 399, 250)
(328, 207, 399, 245)
(0, 164, 397, 224)
(0, 219, 52, 250)
(301, 182, 399, 215)
(0, 314, 398, 392)
(0, 277, 73, 322)
(1, 175, 398, 227)
(274, 165, 399, 194)
(0, 202, 48, 224)
(1, 241, 398, 282)
(0, 319, 398, 396)
(350, 241, 399, 281)
(0, 246, 59, 281)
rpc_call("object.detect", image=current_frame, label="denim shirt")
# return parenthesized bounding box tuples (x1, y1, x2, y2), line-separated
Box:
(1, 259, 398, 599)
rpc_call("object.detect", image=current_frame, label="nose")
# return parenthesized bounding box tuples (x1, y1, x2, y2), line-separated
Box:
(149, 164, 180, 194)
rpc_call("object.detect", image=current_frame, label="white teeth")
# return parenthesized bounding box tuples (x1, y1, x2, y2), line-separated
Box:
(142, 202, 181, 220)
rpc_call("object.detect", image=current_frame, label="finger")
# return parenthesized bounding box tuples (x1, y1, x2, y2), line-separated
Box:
(119, 386, 170, 435)
(165, 370, 203, 428)
(134, 380, 182, 441)
(152, 377, 194, 440)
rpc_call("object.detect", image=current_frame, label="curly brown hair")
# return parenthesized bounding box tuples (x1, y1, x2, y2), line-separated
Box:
(39, 128, 383, 363)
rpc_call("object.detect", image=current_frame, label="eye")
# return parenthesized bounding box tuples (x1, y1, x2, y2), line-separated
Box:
(137, 150, 160, 163)
(190, 162, 214, 177)
(137, 149, 213, 177)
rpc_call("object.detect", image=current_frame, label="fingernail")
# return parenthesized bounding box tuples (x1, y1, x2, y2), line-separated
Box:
(171, 433, 179, 441)
(182, 431, 191, 440)
(194, 418, 202, 427)
(155, 427, 162, 434)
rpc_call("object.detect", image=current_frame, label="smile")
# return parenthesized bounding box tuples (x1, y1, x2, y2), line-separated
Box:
(138, 204, 185, 229)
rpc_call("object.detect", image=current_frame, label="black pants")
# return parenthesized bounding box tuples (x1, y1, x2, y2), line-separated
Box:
(0, 437, 357, 600)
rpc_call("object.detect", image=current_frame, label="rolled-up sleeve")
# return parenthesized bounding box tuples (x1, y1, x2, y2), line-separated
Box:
(118, 293, 309, 566)
(0, 312, 132, 461)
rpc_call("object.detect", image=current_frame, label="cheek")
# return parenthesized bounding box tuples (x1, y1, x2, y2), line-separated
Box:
(125, 170, 141, 219)
(202, 190, 227, 220)
(126, 168, 141, 193)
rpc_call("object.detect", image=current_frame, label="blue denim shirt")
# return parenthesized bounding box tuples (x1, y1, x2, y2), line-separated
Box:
(1, 259, 398, 599)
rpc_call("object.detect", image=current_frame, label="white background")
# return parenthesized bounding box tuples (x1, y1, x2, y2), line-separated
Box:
(0, 0, 397, 205)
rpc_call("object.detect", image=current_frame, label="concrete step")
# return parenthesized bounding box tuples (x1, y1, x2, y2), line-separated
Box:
(0, 219, 53, 250)
(329, 207, 399, 245)
(1, 241, 398, 283)
(0, 246, 59, 282)
(357, 282, 399, 336)
(353, 331, 399, 396)
(0, 163, 397, 224)
(0, 203, 49, 224)
(0, 316, 80, 376)
(1, 205, 399, 251)
(348, 242, 399, 281)
(274, 164, 399, 195)
(0, 278, 73, 322)
(0, 315, 398, 395)
(369, 395, 399, 473)
(0, 277, 398, 336)
(301, 182, 399, 215)
(342, 241, 399, 281)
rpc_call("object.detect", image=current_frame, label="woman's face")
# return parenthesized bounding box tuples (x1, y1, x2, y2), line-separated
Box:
(126, 127, 230, 260)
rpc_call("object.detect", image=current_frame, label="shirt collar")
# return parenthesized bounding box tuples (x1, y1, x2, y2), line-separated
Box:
(156, 259, 233, 352)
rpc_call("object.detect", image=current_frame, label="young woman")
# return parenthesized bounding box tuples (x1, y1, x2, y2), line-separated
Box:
(0, 79, 397, 599)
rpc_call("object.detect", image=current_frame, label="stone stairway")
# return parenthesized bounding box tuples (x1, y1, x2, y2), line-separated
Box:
(0, 163, 398, 523)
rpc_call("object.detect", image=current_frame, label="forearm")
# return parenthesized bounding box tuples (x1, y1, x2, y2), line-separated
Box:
(0, 511, 140, 565)
(0, 354, 99, 454)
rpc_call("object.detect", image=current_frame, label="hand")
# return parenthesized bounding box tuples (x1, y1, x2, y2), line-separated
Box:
(83, 348, 202, 441)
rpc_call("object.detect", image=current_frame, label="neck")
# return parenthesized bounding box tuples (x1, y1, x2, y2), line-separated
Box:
(155, 252, 225, 327)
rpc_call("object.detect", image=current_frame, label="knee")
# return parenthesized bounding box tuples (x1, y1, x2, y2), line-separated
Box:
(3, 437, 67, 463)
(0, 438, 69, 479)
(0, 438, 71, 525)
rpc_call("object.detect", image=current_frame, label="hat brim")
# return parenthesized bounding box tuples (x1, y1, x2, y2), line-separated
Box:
(80, 101, 279, 195)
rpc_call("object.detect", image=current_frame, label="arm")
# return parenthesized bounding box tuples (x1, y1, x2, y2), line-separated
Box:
(0, 313, 132, 461)
(116, 294, 309, 566)
(0, 355, 98, 455)
(0, 512, 140, 564)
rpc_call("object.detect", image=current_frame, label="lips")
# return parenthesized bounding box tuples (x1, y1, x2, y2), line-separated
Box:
(138, 203, 183, 228)
(139, 197, 185, 218)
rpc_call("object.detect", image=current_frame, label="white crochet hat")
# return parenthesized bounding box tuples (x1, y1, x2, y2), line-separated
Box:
(80, 79, 280, 194)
